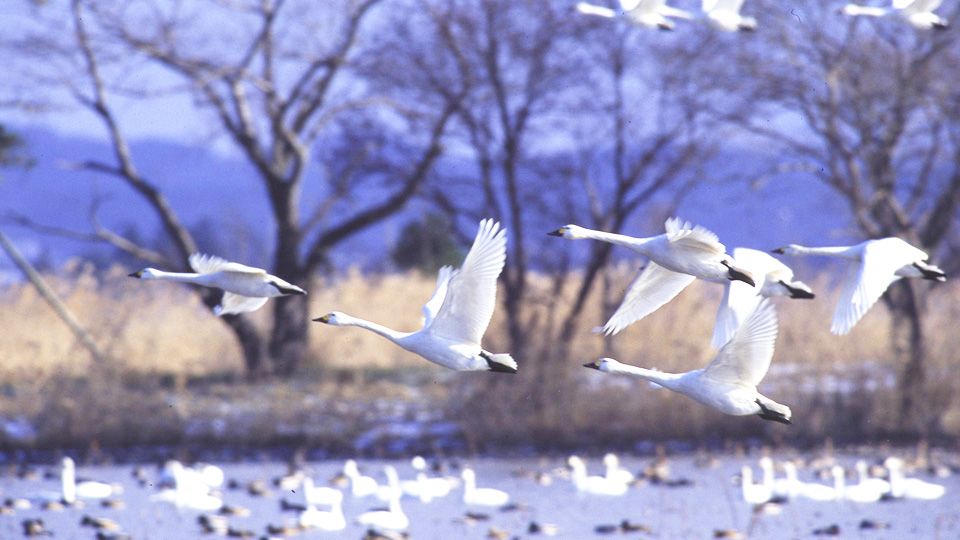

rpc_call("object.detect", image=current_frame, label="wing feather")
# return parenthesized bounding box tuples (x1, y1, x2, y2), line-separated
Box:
(664, 217, 726, 255)
(702, 299, 778, 387)
(602, 262, 696, 335)
(421, 266, 454, 328)
(189, 253, 265, 276)
(427, 220, 506, 344)
(215, 293, 268, 316)
(830, 241, 912, 335)
(711, 280, 762, 348)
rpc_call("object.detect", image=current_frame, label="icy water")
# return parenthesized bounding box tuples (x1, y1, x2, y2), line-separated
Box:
(1, 453, 958, 539)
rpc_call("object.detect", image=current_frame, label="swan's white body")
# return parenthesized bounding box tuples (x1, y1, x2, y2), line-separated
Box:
(150, 461, 223, 511)
(551, 218, 755, 335)
(773, 238, 945, 335)
(854, 460, 891, 496)
(299, 491, 346, 531)
(586, 300, 791, 423)
(740, 466, 773, 504)
(343, 460, 380, 498)
(576, 0, 693, 30)
(357, 469, 409, 531)
(316, 219, 516, 373)
(461, 468, 511, 506)
(841, 0, 948, 30)
(702, 0, 757, 31)
(130, 253, 306, 315)
(568, 456, 629, 496)
(302, 477, 343, 506)
(60, 457, 114, 504)
(713, 248, 814, 347)
(885, 458, 946, 500)
(401, 456, 452, 502)
(603, 453, 635, 485)
(782, 462, 837, 501)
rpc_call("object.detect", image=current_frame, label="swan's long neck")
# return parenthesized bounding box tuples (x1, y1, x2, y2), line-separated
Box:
(61, 465, 76, 503)
(843, 4, 888, 17)
(143, 270, 207, 284)
(339, 316, 410, 343)
(575, 228, 651, 252)
(604, 362, 684, 390)
(786, 245, 858, 259)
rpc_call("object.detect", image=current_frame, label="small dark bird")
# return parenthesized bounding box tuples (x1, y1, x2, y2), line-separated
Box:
(813, 524, 841, 536)
(22, 518, 51, 536)
(80, 515, 122, 531)
(859, 519, 891, 530)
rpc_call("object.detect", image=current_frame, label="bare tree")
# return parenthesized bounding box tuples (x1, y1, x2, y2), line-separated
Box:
(719, 3, 960, 434)
(4, 0, 462, 376)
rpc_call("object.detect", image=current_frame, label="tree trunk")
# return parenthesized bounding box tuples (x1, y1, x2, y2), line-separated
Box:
(885, 281, 929, 436)
(269, 293, 310, 376)
(224, 315, 269, 378)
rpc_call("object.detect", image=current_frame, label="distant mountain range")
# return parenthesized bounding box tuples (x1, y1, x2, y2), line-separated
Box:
(0, 125, 854, 279)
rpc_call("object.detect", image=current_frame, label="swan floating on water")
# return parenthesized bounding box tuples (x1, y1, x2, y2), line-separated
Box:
(576, 0, 693, 31)
(567, 456, 629, 496)
(585, 300, 791, 424)
(129, 253, 306, 315)
(550, 218, 755, 335)
(61, 457, 114, 504)
(773, 238, 945, 335)
(603, 453, 635, 485)
(357, 471, 409, 532)
(461, 468, 511, 506)
(299, 490, 346, 531)
(315, 219, 516, 373)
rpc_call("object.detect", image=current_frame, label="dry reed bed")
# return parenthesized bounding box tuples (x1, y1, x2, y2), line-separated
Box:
(1, 260, 959, 448)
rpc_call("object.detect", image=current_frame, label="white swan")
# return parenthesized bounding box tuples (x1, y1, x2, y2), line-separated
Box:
(702, 0, 757, 31)
(302, 477, 343, 506)
(150, 461, 223, 511)
(343, 460, 380, 498)
(603, 453, 635, 485)
(129, 253, 306, 315)
(831, 465, 882, 503)
(740, 466, 772, 504)
(567, 456, 628, 496)
(585, 300, 791, 424)
(402, 456, 453, 502)
(576, 0, 693, 31)
(840, 0, 948, 30)
(60, 457, 114, 504)
(299, 491, 346, 531)
(773, 238, 945, 335)
(357, 473, 409, 532)
(854, 460, 891, 496)
(461, 468, 511, 506)
(782, 462, 836, 501)
(550, 218, 756, 335)
(315, 219, 516, 372)
(712, 247, 814, 348)
(885, 457, 946, 500)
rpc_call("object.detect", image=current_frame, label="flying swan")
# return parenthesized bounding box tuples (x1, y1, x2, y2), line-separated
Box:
(839, 0, 948, 30)
(315, 219, 517, 373)
(129, 253, 306, 315)
(550, 218, 756, 335)
(584, 299, 791, 424)
(576, 0, 693, 31)
(772, 237, 945, 335)
(712, 247, 814, 348)
(702, 0, 757, 32)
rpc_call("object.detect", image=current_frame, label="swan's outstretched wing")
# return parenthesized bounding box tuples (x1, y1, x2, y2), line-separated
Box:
(602, 262, 696, 335)
(732, 247, 791, 281)
(711, 0, 745, 13)
(421, 266, 454, 328)
(702, 0, 721, 12)
(620, 0, 644, 11)
(427, 220, 506, 344)
(189, 253, 265, 276)
(893, 0, 922, 11)
(215, 293, 269, 316)
(830, 240, 913, 335)
(711, 280, 762, 348)
(663, 217, 726, 255)
(913, 0, 943, 12)
(577, 2, 617, 18)
(702, 299, 778, 387)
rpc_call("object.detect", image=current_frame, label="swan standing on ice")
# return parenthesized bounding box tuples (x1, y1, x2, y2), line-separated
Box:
(576, 0, 693, 31)
(773, 238, 945, 335)
(567, 456, 629, 496)
(839, 0, 948, 30)
(315, 219, 517, 373)
(60, 457, 114, 504)
(550, 218, 756, 335)
(584, 300, 791, 424)
(129, 253, 306, 315)
(461, 468, 511, 506)
(712, 247, 814, 347)
(702, 0, 757, 31)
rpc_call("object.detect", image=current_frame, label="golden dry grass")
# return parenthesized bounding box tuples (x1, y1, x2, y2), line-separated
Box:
(1, 259, 959, 447)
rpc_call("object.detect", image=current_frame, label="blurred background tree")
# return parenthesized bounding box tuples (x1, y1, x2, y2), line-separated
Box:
(391, 213, 463, 274)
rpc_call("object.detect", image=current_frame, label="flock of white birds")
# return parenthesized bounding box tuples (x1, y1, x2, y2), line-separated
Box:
(575, 0, 949, 31)
(130, 216, 947, 427)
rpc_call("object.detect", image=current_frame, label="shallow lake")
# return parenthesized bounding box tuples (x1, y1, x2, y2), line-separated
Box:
(1, 452, 957, 539)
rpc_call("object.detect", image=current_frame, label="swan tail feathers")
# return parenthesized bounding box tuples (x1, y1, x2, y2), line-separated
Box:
(482, 351, 517, 373)
(914, 261, 946, 282)
(756, 398, 792, 425)
(722, 260, 756, 287)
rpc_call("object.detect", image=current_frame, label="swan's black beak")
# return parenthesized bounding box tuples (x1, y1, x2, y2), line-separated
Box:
(770, 247, 785, 254)
(583, 361, 600, 370)
(547, 229, 564, 237)
(313, 314, 331, 324)
(128, 270, 144, 278)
